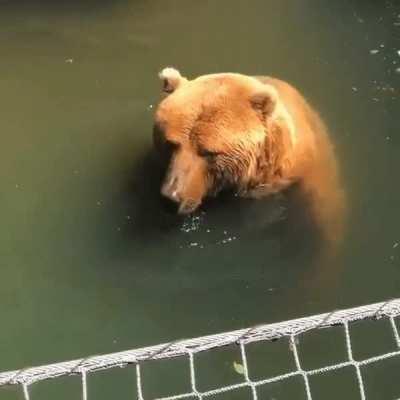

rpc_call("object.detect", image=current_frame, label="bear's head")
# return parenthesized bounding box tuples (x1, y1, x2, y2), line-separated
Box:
(153, 67, 294, 214)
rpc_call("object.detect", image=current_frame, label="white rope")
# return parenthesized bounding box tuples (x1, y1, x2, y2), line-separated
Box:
(22, 383, 30, 400)
(290, 334, 313, 400)
(0, 298, 399, 399)
(188, 352, 202, 399)
(136, 364, 144, 400)
(390, 316, 400, 347)
(239, 341, 258, 400)
(344, 321, 366, 400)
(81, 370, 88, 400)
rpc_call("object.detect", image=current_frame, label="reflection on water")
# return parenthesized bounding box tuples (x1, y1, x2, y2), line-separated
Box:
(0, 1, 399, 399)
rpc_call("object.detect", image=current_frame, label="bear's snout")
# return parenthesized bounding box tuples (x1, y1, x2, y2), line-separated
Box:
(161, 179, 201, 215)
(161, 173, 201, 215)
(160, 153, 207, 215)
(161, 175, 181, 203)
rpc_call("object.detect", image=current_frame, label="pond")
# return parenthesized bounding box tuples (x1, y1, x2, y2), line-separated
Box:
(0, 1, 399, 399)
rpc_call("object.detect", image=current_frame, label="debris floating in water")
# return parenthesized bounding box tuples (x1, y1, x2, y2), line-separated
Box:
(393, 242, 399, 249)
(65, 58, 74, 63)
(370, 49, 379, 55)
(233, 361, 245, 375)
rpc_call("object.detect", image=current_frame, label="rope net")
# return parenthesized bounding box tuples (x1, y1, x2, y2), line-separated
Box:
(1, 299, 400, 399)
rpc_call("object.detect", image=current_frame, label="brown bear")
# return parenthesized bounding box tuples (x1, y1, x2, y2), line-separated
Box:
(153, 67, 345, 244)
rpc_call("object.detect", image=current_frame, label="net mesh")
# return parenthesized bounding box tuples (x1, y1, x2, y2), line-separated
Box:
(1, 298, 400, 400)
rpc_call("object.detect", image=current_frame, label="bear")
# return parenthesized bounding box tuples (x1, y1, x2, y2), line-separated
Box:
(153, 67, 345, 246)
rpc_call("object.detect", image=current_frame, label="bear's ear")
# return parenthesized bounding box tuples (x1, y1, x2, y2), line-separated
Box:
(250, 86, 278, 120)
(159, 67, 186, 94)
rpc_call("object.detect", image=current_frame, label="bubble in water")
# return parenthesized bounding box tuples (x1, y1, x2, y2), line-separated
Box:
(181, 214, 202, 233)
(218, 236, 238, 245)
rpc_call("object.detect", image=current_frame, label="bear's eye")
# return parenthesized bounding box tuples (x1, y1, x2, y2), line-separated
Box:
(198, 147, 221, 159)
(165, 139, 180, 150)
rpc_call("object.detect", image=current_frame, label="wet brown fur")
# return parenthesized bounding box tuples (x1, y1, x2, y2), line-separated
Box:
(154, 69, 345, 244)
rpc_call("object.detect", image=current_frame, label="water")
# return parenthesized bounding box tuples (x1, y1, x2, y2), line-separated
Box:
(0, 0, 399, 399)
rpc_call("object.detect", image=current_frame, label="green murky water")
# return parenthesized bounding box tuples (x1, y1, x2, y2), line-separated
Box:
(0, 1, 399, 399)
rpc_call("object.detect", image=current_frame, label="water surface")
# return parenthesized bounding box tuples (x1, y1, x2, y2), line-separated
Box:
(0, 1, 399, 399)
